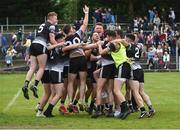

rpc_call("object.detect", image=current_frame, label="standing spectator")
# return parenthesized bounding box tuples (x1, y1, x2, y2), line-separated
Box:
(106, 8, 112, 23)
(161, 8, 167, 23)
(101, 8, 106, 23)
(148, 9, 155, 23)
(11, 32, 17, 48)
(147, 47, 155, 70)
(17, 28, 23, 46)
(163, 51, 170, 69)
(176, 35, 180, 56)
(168, 8, 175, 27)
(153, 54, 159, 70)
(93, 9, 102, 23)
(153, 14, 161, 28)
(133, 17, 139, 32)
(0, 33, 9, 56)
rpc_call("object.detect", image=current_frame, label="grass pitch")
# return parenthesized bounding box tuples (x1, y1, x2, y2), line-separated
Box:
(0, 72, 180, 129)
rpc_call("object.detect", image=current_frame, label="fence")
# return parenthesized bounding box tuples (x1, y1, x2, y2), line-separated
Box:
(0, 23, 180, 71)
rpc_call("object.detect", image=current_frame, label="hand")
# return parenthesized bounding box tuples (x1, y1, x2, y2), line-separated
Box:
(83, 5, 89, 14)
(57, 42, 64, 47)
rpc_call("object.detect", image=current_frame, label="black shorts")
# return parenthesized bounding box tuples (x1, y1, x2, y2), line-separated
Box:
(41, 70, 50, 84)
(41, 70, 64, 84)
(63, 66, 69, 79)
(115, 62, 131, 80)
(29, 43, 48, 56)
(99, 64, 116, 79)
(69, 56, 87, 74)
(131, 69, 144, 83)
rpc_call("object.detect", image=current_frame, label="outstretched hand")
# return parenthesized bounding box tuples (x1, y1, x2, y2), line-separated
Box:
(83, 5, 89, 14)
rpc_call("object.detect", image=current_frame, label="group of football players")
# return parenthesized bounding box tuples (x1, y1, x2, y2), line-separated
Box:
(22, 5, 155, 119)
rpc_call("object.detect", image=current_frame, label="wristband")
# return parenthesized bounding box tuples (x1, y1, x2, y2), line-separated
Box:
(96, 55, 101, 60)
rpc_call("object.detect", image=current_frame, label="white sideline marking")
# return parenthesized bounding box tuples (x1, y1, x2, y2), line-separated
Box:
(3, 89, 21, 113)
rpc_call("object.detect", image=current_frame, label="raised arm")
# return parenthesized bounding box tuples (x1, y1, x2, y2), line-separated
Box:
(80, 5, 89, 33)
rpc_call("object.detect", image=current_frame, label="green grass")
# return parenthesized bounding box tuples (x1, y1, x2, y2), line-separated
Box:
(0, 72, 180, 129)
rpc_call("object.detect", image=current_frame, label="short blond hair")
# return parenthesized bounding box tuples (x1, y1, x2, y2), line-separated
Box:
(47, 12, 58, 19)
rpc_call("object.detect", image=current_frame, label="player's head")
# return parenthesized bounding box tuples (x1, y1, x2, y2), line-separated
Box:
(94, 22, 104, 39)
(94, 22, 104, 34)
(92, 32, 100, 42)
(125, 34, 135, 43)
(47, 12, 58, 25)
(115, 29, 124, 39)
(63, 25, 75, 35)
(106, 30, 116, 42)
(55, 33, 65, 43)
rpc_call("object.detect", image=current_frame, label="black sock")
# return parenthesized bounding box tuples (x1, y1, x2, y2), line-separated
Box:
(105, 103, 109, 108)
(85, 98, 88, 104)
(101, 104, 104, 112)
(61, 100, 65, 105)
(97, 105, 101, 112)
(121, 101, 128, 113)
(73, 100, 78, 105)
(90, 100, 95, 108)
(44, 104, 54, 115)
(140, 107, 146, 112)
(34, 80, 39, 87)
(148, 105, 153, 110)
(128, 100, 132, 105)
(109, 104, 113, 111)
(24, 80, 29, 88)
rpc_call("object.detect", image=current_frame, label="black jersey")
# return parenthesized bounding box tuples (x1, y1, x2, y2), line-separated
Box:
(126, 43, 142, 70)
(65, 29, 85, 57)
(100, 41, 114, 66)
(126, 43, 142, 61)
(33, 22, 57, 47)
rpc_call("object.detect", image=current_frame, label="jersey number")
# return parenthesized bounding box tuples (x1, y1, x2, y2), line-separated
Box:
(65, 37, 81, 45)
(38, 24, 45, 33)
(135, 47, 140, 59)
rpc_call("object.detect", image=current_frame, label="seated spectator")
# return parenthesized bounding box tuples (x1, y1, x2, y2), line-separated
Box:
(163, 51, 170, 69)
(163, 43, 170, 54)
(5, 46, 17, 67)
(156, 45, 163, 58)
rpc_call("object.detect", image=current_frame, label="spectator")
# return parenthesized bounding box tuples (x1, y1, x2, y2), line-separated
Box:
(148, 9, 155, 23)
(163, 43, 170, 54)
(156, 44, 163, 58)
(17, 28, 23, 46)
(168, 8, 175, 27)
(153, 54, 159, 70)
(0, 33, 9, 56)
(93, 9, 102, 23)
(147, 47, 155, 70)
(11, 32, 17, 48)
(153, 14, 161, 28)
(160, 8, 167, 23)
(5, 46, 17, 67)
(163, 51, 170, 69)
(176, 36, 180, 56)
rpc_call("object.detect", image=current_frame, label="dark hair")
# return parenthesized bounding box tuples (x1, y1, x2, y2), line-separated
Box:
(95, 22, 103, 27)
(55, 33, 65, 40)
(106, 30, 116, 38)
(126, 34, 135, 41)
(115, 29, 124, 38)
(63, 24, 71, 35)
